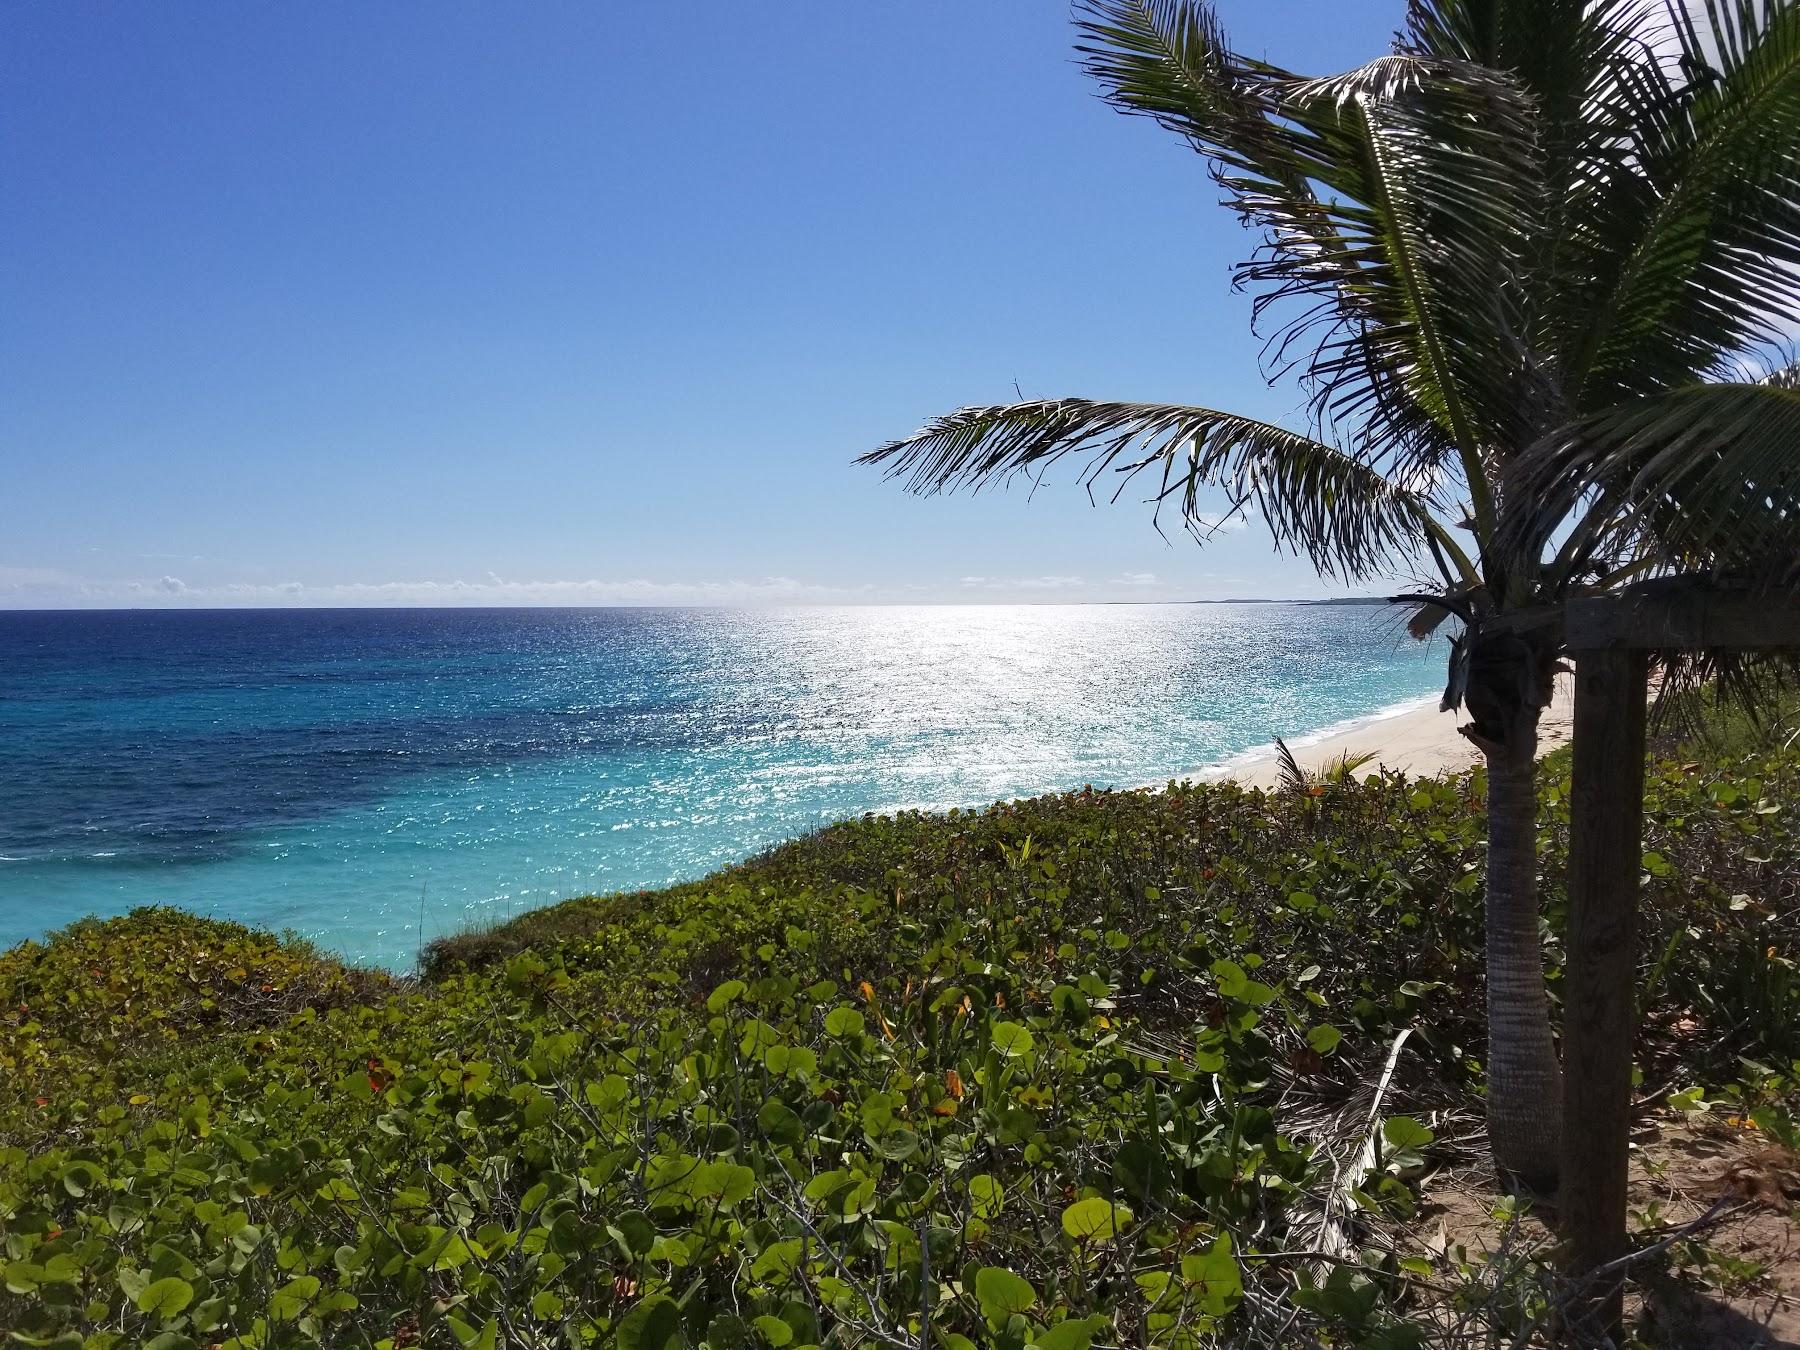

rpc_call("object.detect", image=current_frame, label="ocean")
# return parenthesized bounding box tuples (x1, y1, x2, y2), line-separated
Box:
(0, 604, 1445, 968)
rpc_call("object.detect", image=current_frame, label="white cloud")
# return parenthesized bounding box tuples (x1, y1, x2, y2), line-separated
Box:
(959, 574, 1088, 591)
(0, 571, 879, 608)
(1192, 509, 1251, 535)
(0, 566, 1197, 608)
(184, 576, 870, 606)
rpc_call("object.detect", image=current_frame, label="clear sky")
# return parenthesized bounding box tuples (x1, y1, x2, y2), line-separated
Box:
(2, 1, 1404, 609)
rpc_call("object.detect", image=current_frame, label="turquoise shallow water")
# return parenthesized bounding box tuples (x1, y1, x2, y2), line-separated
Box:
(0, 604, 1444, 968)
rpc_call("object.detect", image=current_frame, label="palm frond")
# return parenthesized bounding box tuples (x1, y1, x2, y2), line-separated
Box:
(1271, 735, 1379, 790)
(1273, 736, 1307, 793)
(857, 398, 1436, 580)
(1275, 59, 1542, 521)
(1393, 582, 1487, 638)
(1073, 0, 1279, 148)
(1407, 602, 1454, 639)
(1070, 0, 1361, 304)
(1076, 1, 1545, 521)
(1322, 748, 1381, 782)
(1569, 0, 1800, 404)
(1652, 650, 1800, 742)
(1398, 0, 1653, 104)
(1508, 377, 1800, 589)
(1765, 352, 1800, 389)
(1398, 0, 1672, 381)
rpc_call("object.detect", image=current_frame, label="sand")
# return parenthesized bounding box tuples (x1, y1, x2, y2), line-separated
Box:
(1151, 674, 1576, 791)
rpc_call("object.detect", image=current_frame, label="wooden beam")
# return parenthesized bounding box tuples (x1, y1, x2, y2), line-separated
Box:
(1566, 585, 1800, 651)
(1559, 647, 1650, 1342)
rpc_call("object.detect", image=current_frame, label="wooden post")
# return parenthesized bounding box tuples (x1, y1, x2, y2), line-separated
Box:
(1559, 646, 1649, 1341)
(1557, 583, 1798, 1338)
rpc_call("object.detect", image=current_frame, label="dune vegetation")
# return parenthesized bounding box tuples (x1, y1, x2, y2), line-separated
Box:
(2, 720, 1796, 1348)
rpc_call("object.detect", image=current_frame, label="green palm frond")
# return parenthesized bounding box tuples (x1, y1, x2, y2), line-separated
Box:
(1398, 0, 1651, 110)
(856, 398, 1442, 581)
(1075, 1, 1543, 522)
(1272, 734, 1379, 791)
(1399, 0, 1673, 372)
(1070, 1, 1356, 300)
(1570, 0, 1800, 404)
(1324, 748, 1381, 782)
(1509, 377, 1800, 588)
(1273, 736, 1308, 793)
(1274, 58, 1540, 516)
(1073, 0, 1278, 148)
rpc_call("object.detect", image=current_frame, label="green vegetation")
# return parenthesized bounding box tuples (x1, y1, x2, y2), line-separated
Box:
(1654, 684, 1800, 763)
(4, 738, 1796, 1347)
(0, 910, 394, 1105)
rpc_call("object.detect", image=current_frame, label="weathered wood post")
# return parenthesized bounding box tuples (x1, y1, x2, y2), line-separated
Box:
(1557, 583, 1798, 1340)
(1559, 642, 1648, 1342)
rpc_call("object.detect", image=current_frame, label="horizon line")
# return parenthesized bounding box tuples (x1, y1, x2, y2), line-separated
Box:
(0, 597, 1390, 615)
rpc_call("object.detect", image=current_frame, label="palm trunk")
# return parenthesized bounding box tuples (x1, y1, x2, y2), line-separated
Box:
(1482, 707, 1564, 1189)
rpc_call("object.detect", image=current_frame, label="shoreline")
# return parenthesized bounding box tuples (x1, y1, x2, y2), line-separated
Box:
(1146, 674, 1575, 790)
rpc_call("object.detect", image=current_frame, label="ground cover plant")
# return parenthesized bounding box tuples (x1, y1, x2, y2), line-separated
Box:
(2, 736, 1796, 1348)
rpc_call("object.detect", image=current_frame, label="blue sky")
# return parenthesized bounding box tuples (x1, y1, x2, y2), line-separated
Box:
(1, 1, 1404, 608)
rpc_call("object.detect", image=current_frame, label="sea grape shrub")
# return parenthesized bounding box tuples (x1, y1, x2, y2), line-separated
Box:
(0, 909, 394, 1121)
(1541, 750, 1800, 1074)
(437, 775, 1499, 1067)
(0, 935, 1314, 1346)
(0, 741, 1794, 1346)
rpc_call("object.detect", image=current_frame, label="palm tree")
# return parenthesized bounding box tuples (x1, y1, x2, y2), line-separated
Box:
(860, 0, 1800, 1186)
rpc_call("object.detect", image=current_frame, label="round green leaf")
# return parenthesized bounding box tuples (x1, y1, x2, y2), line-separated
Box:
(738, 1019, 781, 1055)
(756, 1099, 803, 1146)
(1182, 1235, 1244, 1316)
(1050, 985, 1090, 1024)
(693, 1161, 756, 1207)
(1035, 1316, 1110, 1350)
(974, 1266, 1037, 1322)
(969, 1173, 1005, 1220)
(1210, 959, 1248, 998)
(990, 1021, 1035, 1059)
(1381, 1115, 1435, 1152)
(751, 1238, 803, 1282)
(707, 979, 747, 1014)
(874, 1127, 920, 1160)
(1060, 1197, 1133, 1243)
(135, 1276, 195, 1319)
(823, 1006, 865, 1038)
(610, 1209, 656, 1258)
(270, 1274, 321, 1321)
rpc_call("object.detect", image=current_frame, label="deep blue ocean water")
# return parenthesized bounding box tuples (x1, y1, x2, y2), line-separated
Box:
(0, 605, 1444, 968)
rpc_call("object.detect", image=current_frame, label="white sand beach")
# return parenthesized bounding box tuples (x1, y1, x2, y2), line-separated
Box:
(1153, 675, 1576, 791)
